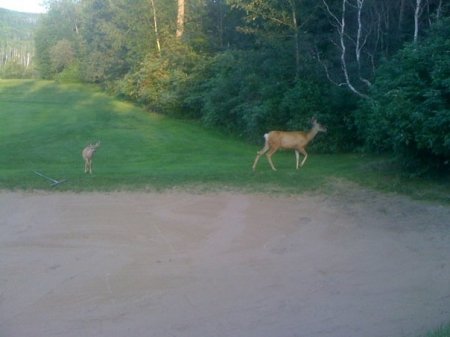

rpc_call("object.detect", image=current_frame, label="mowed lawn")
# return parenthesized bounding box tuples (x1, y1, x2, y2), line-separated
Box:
(0, 80, 448, 200)
(0, 80, 255, 190)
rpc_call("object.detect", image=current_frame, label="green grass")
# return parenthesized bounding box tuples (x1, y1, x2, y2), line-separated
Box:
(0, 79, 449, 202)
(425, 323, 450, 337)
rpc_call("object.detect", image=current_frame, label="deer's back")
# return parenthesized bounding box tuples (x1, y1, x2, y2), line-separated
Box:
(268, 131, 308, 149)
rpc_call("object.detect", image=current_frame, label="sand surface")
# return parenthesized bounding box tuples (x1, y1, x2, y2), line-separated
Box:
(1, 185, 449, 337)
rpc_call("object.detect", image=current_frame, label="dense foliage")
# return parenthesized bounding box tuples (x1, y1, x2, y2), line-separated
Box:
(32, 0, 450, 174)
(356, 18, 450, 172)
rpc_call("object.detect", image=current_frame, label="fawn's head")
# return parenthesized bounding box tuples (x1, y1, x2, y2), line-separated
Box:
(88, 141, 101, 149)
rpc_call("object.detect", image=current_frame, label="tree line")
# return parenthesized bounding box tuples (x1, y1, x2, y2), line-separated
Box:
(0, 8, 39, 78)
(35, 0, 449, 174)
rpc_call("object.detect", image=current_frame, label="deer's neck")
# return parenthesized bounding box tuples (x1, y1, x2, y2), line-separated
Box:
(306, 126, 320, 143)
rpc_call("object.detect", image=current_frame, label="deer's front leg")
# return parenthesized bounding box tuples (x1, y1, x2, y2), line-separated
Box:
(295, 150, 300, 169)
(299, 148, 308, 167)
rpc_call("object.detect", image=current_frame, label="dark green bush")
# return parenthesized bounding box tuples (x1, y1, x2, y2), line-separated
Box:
(356, 18, 450, 173)
(179, 48, 355, 152)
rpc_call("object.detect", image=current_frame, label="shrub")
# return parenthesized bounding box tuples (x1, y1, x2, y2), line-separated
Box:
(1, 62, 34, 79)
(181, 48, 354, 152)
(356, 18, 450, 173)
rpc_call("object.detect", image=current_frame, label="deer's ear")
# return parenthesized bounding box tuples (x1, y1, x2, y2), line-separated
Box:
(311, 116, 317, 123)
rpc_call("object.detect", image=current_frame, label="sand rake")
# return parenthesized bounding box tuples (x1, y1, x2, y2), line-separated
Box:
(33, 171, 67, 187)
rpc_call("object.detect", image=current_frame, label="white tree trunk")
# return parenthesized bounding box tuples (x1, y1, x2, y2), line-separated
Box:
(176, 0, 185, 38)
(149, 0, 161, 54)
(414, 0, 422, 44)
(322, 0, 370, 99)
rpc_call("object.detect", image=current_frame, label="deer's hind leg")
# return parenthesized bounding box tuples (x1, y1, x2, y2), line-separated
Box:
(266, 147, 279, 171)
(298, 148, 308, 168)
(253, 142, 270, 171)
(85, 159, 92, 174)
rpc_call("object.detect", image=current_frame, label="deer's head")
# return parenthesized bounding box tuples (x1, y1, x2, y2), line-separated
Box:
(88, 141, 101, 150)
(311, 117, 327, 133)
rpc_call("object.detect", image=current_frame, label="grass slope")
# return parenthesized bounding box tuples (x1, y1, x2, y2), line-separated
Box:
(0, 80, 449, 201)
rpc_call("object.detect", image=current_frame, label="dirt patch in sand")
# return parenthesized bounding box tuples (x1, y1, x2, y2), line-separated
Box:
(1, 184, 449, 337)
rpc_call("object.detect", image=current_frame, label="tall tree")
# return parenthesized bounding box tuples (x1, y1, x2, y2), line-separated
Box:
(228, 0, 311, 79)
(35, 0, 81, 78)
(321, 0, 370, 98)
(176, 0, 185, 38)
(78, 0, 154, 82)
(413, 0, 422, 44)
(149, 0, 161, 54)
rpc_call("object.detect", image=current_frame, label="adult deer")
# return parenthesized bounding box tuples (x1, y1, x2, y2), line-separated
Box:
(82, 142, 101, 174)
(252, 118, 327, 171)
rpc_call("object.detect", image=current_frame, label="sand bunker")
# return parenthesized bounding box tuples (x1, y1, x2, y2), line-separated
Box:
(1, 186, 449, 337)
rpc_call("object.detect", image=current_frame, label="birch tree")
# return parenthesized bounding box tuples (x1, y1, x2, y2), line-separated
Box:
(413, 0, 422, 44)
(321, 0, 370, 99)
(176, 0, 185, 38)
(149, 0, 161, 54)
